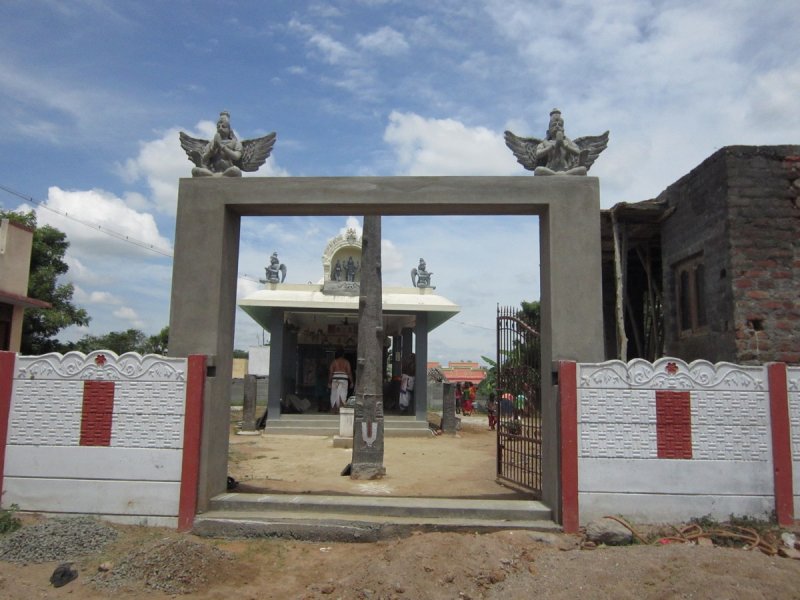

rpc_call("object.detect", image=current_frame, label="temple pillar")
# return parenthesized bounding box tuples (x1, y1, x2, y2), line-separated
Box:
(266, 309, 284, 420)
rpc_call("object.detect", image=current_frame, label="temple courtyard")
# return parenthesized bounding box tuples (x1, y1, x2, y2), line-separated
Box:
(227, 412, 527, 500)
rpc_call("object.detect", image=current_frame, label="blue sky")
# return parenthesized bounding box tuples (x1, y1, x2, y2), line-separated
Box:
(1, 1, 798, 364)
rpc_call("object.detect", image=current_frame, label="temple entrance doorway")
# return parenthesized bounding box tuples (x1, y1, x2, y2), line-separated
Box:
(169, 175, 604, 521)
(229, 214, 540, 499)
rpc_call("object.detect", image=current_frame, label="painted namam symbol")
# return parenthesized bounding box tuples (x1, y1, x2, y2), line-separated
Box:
(361, 422, 378, 448)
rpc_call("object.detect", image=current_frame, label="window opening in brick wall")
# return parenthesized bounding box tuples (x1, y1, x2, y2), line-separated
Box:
(675, 254, 707, 336)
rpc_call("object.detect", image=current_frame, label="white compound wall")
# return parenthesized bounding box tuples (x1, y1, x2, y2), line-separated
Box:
(789, 366, 800, 518)
(0, 351, 204, 528)
(565, 358, 794, 525)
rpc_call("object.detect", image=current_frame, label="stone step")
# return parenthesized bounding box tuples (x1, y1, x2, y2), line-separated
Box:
(264, 415, 432, 437)
(193, 493, 557, 542)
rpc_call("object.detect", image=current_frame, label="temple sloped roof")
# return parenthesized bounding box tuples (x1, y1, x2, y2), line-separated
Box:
(240, 227, 459, 335)
(238, 284, 460, 334)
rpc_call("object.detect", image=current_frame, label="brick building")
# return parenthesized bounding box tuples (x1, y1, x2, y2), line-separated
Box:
(602, 145, 800, 365)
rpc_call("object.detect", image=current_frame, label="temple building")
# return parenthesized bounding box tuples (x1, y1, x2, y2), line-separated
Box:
(238, 228, 460, 422)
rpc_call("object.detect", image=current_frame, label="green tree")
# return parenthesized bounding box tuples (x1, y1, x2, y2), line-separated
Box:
(1, 210, 90, 354)
(486, 300, 542, 406)
(72, 329, 148, 355)
(477, 355, 497, 398)
(69, 326, 170, 355)
(519, 300, 541, 331)
(144, 326, 169, 354)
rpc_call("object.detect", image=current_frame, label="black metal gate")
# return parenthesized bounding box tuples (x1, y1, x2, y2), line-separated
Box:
(496, 305, 542, 496)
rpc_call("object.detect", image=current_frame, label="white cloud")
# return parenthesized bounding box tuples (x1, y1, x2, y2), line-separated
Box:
(116, 122, 289, 214)
(381, 238, 404, 274)
(357, 26, 409, 55)
(340, 216, 362, 237)
(112, 306, 144, 328)
(746, 67, 800, 131)
(383, 111, 518, 175)
(289, 18, 354, 65)
(116, 125, 195, 214)
(88, 291, 123, 305)
(37, 186, 172, 259)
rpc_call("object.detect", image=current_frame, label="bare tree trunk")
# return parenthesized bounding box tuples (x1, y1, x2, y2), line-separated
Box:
(350, 215, 386, 479)
(611, 210, 628, 361)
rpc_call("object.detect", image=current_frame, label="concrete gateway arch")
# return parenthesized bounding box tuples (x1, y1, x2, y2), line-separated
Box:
(168, 176, 604, 522)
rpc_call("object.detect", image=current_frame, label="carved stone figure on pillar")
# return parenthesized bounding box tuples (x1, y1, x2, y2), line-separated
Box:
(504, 109, 608, 176)
(261, 252, 287, 284)
(179, 111, 277, 177)
(411, 258, 435, 289)
(345, 257, 359, 282)
(333, 259, 343, 282)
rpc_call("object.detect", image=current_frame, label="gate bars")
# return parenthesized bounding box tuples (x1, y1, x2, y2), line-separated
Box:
(496, 305, 542, 496)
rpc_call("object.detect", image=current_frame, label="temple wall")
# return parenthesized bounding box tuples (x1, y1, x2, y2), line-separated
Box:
(559, 357, 796, 527)
(0, 351, 204, 529)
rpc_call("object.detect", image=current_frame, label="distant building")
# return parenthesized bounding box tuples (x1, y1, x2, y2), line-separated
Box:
(601, 145, 800, 365)
(0, 219, 50, 351)
(429, 360, 487, 386)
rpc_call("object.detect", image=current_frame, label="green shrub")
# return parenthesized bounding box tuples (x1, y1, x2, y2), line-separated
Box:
(0, 504, 21, 534)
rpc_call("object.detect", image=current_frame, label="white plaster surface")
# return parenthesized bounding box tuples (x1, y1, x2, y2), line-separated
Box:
(2, 478, 181, 516)
(579, 458, 772, 495)
(4, 446, 182, 481)
(789, 366, 799, 519)
(578, 491, 775, 524)
(339, 407, 355, 437)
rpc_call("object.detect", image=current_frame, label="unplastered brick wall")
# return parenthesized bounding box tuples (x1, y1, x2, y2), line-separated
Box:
(726, 147, 800, 364)
(575, 357, 781, 524)
(0, 351, 204, 529)
(659, 149, 736, 363)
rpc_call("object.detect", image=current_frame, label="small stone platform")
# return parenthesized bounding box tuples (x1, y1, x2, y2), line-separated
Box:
(263, 413, 432, 437)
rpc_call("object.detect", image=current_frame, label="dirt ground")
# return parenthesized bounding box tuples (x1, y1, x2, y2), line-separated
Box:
(1, 414, 798, 599)
(1, 520, 799, 599)
(227, 414, 526, 498)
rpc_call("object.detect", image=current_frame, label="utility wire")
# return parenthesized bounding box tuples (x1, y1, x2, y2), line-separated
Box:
(1, 184, 267, 286)
(451, 320, 495, 331)
(1, 185, 511, 308)
(0, 184, 174, 257)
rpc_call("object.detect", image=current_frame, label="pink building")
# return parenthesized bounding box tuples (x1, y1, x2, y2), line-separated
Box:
(429, 360, 487, 386)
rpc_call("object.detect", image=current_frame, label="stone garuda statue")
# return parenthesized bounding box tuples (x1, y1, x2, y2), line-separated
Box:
(260, 252, 287, 284)
(504, 108, 608, 176)
(411, 258, 434, 289)
(179, 111, 276, 177)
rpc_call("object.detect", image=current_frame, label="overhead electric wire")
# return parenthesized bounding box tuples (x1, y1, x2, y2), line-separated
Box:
(0, 183, 262, 285)
(0, 185, 520, 310)
(0, 184, 174, 258)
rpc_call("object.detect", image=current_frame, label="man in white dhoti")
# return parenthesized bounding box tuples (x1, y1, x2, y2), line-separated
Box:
(328, 348, 353, 414)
